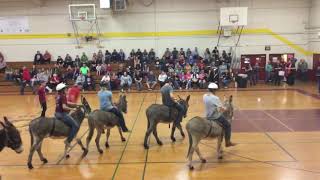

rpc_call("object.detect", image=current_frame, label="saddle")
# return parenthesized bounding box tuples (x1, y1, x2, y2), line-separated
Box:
(205, 118, 224, 138)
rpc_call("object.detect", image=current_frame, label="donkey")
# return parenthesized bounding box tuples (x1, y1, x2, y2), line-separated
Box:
(0, 117, 23, 153)
(186, 95, 234, 170)
(82, 95, 127, 157)
(143, 95, 190, 149)
(27, 96, 91, 169)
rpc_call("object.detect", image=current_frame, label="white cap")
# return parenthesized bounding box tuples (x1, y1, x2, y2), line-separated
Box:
(208, 83, 218, 89)
(56, 83, 67, 91)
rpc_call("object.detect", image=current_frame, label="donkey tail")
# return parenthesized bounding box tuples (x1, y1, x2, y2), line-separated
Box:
(186, 126, 193, 158)
(29, 125, 34, 147)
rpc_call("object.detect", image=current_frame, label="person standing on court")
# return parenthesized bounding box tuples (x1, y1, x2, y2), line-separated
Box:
(37, 81, 47, 117)
(98, 84, 130, 132)
(160, 79, 184, 125)
(203, 83, 236, 147)
(67, 83, 81, 104)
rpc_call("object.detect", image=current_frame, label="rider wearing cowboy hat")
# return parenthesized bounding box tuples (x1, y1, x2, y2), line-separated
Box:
(55, 83, 81, 147)
(203, 83, 236, 147)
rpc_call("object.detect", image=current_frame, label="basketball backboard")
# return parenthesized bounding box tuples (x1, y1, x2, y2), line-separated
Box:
(220, 7, 248, 26)
(68, 4, 96, 21)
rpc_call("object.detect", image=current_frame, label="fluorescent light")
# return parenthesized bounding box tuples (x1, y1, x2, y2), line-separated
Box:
(100, 0, 110, 8)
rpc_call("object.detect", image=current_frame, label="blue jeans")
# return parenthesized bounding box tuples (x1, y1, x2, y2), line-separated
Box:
(209, 116, 231, 143)
(172, 102, 184, 124)
(102, 107, 129, 132)
(55, 112, 79, 143)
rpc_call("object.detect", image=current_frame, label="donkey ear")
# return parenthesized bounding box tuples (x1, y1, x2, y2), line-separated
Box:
(186, 95, 190, 103)
(4, 117, 13, 127)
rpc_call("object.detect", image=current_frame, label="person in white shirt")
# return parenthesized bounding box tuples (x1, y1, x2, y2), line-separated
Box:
(100, 73, 111, 90)
(158, 71, 168, 87)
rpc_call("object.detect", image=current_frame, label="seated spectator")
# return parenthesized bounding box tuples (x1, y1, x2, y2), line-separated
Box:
(38, 69, 49, 83)
(158, 71, 168, 87)
(56, 56, 64, 67)
(172, 47, 179, 60)
(0, 52, 6, 73)
(74, 55, 81, 67)
(136, 49, 142, 60)
(212, 47, 219, 60)
(204, 48, 211, 64)
(135, 71, 143, 91)
(219, 62, 228, 75)
(96, 64, 102, 76)
(5, 66, 13, 81)
(80, 64, 90, 76)
(119, 49, 125, 62)
(64, 54, 73, 67)
(91, 53, 97, 71)
(185, 63, 192, 72)
(155, 57, 161, 69)
(30, 65, 39, 87)
(120, 72, 132, 92)
(187, 55, 195, 65)
(100, 72, 111, 90)
(192, 63, 200, 73)
(105, 50, 111, 64)
(12, 69, 22, 84)
(75, 73, 85, 88)
(186, 48, 192, 58)
(198, 70, 207, 89)
(146, 71, 157, 90)
(192, 47, 199, 60)
(47, 73, 60, 92)
(110, 72, 120, 90)
(191, 72, 199, 89)
(148, 48, 155, 62)
(97, 50, 104, 64)
(84, 72, 95, 91)
(73, 67, 80, 80)
(163, 48, 171, 60)
(178, 55, 186, 67)
(81, 52, 88, 66)
(43, 50, 51, 64)
(179, 48, 185, 58)
(221, 72, 232, 88)
(142, 63, 150, 76)
(141, 49, 148, 64)
(34, 51, 43, 65)
(185, 71, 192, 90)
(106, 63, 112, 73)
(65, 65, 74, 80)
(172, 73, 182, 90)
(20, 66, 35, 95)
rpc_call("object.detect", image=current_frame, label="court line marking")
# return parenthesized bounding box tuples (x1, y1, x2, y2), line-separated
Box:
(262, 110, 295, 132)
(111, 93, 146, 180)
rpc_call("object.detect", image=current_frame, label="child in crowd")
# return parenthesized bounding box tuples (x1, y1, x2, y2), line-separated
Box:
(96, 64, 102, 76)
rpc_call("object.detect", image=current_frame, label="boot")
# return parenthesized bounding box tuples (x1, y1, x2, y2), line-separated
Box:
(225, 141, 237, 147)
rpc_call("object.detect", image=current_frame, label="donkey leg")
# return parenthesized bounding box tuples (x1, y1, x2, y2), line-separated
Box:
(188, 136, 200, 170)
(152, 125, 162, 146)
(36, 142, 48, 164)
(195, 146, 206, 163)
(117, 126, 126, 142)
(105, 129, 110, 148)
(176, 123, 185, 138)
(82, 128, 94, 158)
(217, 134, 224, 159)
(76, 138, 86, 151)
(27, 137, 41, 169)
(144, 122, 155, 149)
(95, 130, 103, 154)
(170, 123, 177, 142)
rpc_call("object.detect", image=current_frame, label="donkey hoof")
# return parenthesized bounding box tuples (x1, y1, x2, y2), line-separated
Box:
(181, 133, 185, 138)
(105, 143, 110, 148)
(27, 163, 34, 170)
(201, 159, 207, 163)
(171, 137, 176, 142)
(157, 141, 163, 146)
(144, 144, 149, 150)
(98, 149, 103, 154)
(82, 147, 86, 151)
(218, 155, 223, 159)
(189, 165, 194, 170)
(82, 150, 88, 158)
(121, 138, 126, 142)
(42, 158, 48, 164)
(66, 154, 70, 159)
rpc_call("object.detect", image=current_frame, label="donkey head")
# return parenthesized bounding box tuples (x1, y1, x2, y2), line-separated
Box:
(177, 95, 191, 118)
(0, 117, 23, 153)
(81, 95, 92, 114)
(118, 95, 128, 114)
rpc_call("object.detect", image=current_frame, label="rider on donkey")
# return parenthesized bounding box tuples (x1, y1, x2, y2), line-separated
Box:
(98, 84, 130, 132)
(160, 79, 184, 125)
(55, 83, 81, 148)
(204, 83, 236, 147)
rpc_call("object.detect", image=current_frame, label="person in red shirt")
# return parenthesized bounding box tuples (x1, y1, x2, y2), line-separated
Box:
(67, 83, 81, 104)
(38, 81, 47, 117)
(20, 66, 35, 95)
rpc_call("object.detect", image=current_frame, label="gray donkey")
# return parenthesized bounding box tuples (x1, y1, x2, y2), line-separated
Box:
(186, 95, 234, 170)
(82, 95, 127, 157)
(27, 96, 91, 169)
(144, 95, 190, 149)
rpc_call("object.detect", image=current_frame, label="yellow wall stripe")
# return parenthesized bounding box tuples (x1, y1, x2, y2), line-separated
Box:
(0, 28, 316, 56)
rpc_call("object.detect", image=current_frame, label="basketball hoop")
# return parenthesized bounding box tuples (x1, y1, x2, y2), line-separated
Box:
(80, 16, 86, 21)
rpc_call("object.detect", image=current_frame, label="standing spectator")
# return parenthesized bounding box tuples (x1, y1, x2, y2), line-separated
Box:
(130, 49, 136, 58)
(37, 81, 47, 117)
(67, 84, 81, 104)
(111, 49, 119, 62)
(120, 72, 132, 92)
(158, 71, 168, 87)
(148, 48, 156, 62)
(141, 49, 148, 64)
(136, 49, 143, 60)
(316, 66, 320, 94)
(119, 49, 125, 62)
(265, 61, 273, 83)
(105, 50, 111, 64)
(285, 60, 296, 86)
(20, 66, 34, 95)
(297, 59, 308, 81)
(56, 56, 64, 67)
(0, 52, 6, 73)
(204, 48, 211, 64)
(252, 62, 260, 85)
(34, 51, 43, 65)
(172, 47, 178, 60)
(43, 50, 51, 64)
(97, 50, 104, 64)
(179, 48, 185, 58)
(74, 55, 81, 67)
(274, 61, 283, 86)
(80, 64, 90, 77)
(100, 72, 111, 90)
(135, 71, 143, 91)
(244, 62, 254, 86)
(212, 47, 219, 60)
(84, 72, 95, 91)
(64, 54, 73, 67)
(80, 52, 88, 66)
(146, 71, 157, 90)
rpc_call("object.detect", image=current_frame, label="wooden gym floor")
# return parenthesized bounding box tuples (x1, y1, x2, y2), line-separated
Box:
(0, 83, 320, 180)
